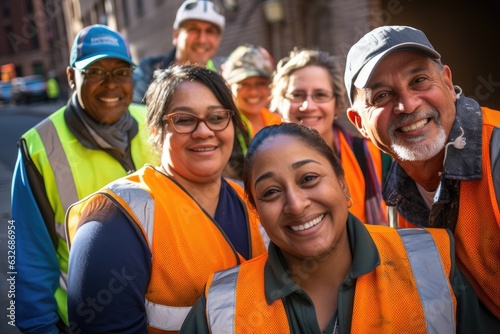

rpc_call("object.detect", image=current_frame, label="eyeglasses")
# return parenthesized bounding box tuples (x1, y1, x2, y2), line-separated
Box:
(163, 109, 234, 134)
(284, 90, 335, 104)
(76, 67, 133, 83)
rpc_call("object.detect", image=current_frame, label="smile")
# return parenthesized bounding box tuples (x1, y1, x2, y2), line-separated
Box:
(399, 118, 429, 133)
(289, 214, 325, 231)
(99, 97, 120, 103)
(192, 146, 216, 152)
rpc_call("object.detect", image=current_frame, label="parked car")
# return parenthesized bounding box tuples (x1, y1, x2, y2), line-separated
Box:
(12, 75, 48, 104)
(0, 81, 13, 103)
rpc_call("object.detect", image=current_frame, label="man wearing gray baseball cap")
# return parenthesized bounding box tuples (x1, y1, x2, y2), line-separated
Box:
(345, 25, 500, 328)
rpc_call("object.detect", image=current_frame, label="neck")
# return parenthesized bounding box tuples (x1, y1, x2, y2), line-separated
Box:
(244, 111, 265, 134)
(287, 236, 351, 331)
(158, 165, 222, 216)
(398, 151, 445, 191)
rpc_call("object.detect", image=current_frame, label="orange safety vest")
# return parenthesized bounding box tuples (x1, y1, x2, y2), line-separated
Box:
(242, 107, 282, 138)
(338, 130, 387, 224)
(67, 165, 268, 333)
(397, 107, 500, 318)
(205, 226, 456, 333)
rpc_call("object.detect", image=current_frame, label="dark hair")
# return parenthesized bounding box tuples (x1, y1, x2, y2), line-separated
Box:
(243, 122, 345, 208)
(145, 65, 250, 178)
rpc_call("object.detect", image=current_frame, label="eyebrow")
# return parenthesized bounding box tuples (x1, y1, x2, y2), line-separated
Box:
(366, 65, 430, 92)
(253, 158, 320, 187)
(170, 105, 225, 113)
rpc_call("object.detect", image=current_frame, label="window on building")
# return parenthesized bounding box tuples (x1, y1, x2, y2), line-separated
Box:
(98, 0, 108, 25)
(136, 0, 143, 16)
(26, 0, 34, 13)
(15, 65, 23, 77)
(4, 25, 15, 54)
(122, 0, 130, 27)
(33, 63, 44, 76)
(28, 19, 40, 49)
(2, 0, 10, 18)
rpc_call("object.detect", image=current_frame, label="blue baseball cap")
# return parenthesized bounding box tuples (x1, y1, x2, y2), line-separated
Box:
(69, 24, 136, 70)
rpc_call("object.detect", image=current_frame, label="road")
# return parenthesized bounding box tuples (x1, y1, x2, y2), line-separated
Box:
(0, 99, 65, 334)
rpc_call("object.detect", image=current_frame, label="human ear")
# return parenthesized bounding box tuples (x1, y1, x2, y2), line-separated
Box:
(347, 108, 368, 138)
(172, 29, 179, 47)
(66, 67, 75, 90)
(338, 175, 351, 202)
(441, 65, 456, 100)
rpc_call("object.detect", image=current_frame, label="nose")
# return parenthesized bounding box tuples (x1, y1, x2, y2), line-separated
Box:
(394, 90, 420, 114)
(197, 29, 209, 43)
(191, 119, 213, 137)
(283, 187, 311, 215)
(101, 72, 119, 86)
(298, 95, 316, 112)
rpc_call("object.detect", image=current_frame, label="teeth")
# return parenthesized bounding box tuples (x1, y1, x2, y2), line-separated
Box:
(289, 214, 324, 231)
(193, 147, 215, 152)
(247, 98, 260, 104)
(298, 116, 320, 123)
(100, 97, 119, 103)
(400, 119, 428, 133)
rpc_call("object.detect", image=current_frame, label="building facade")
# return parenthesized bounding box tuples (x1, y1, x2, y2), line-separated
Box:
(62, 0, 379, 64)
(0, 0, 68, 95)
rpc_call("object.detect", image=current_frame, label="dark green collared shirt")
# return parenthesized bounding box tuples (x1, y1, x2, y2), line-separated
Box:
(181, 214, 487, 333)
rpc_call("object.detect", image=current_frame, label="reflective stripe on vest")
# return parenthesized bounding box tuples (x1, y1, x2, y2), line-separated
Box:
(206, 229, 455, 333)
(207, 266, 240, 333)
(397, 228, 455, 333)
(36, 118, 78, 240)
(145, 300, 192, 331)
(106, 179, 193, 330)
(108, 180, 155, 246)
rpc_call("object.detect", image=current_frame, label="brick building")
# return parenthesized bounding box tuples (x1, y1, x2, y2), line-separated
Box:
(0, 0, 68, 96)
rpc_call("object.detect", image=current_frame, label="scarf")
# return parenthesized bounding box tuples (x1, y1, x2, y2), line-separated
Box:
(65, 92, 138, 172)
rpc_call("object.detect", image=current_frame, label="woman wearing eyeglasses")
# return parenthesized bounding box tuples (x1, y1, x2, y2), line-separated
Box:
(270, 48, 391, 225)
(65, 65, 268, 333)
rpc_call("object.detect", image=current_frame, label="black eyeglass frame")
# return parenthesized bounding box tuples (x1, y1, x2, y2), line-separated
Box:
(74, 67, 133, 83)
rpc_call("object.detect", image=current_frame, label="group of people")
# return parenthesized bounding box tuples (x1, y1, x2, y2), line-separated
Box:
(10, 0, 499, 333)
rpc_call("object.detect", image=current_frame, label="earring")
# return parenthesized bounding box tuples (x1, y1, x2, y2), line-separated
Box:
(347, 197, 353, 208)
(70, 82, 75, 89)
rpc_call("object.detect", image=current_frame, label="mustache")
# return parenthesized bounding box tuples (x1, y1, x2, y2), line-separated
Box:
(388, 109, 441, 133)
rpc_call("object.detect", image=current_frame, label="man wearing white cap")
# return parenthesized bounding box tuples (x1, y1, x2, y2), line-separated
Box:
(133, 0, 225, 103)
(345, 25, 500, 328)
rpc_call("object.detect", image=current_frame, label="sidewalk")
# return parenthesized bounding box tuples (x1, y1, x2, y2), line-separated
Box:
(0, 161, 11, 220)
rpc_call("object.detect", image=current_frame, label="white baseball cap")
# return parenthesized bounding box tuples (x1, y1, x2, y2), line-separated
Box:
(173, 0, 225, 32)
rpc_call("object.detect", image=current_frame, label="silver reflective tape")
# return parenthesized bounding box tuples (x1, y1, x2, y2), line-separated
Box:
(207, 266, 240, 334)
(398, 228, 455, 334)
(145, 299, 192, 331)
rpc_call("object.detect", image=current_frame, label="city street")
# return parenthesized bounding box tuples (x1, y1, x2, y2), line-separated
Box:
(0, 99, 65, 334)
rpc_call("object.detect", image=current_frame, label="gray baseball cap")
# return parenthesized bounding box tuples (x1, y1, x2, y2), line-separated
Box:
(344, 25, 441, 104)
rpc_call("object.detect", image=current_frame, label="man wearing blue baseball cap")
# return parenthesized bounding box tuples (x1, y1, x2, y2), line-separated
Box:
(132, 0, 225, 103)
(11, 24, 157, 333)
(345, 25, 500, 329)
